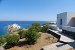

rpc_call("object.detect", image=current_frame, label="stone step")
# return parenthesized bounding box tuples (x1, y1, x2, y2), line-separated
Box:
(42, 42, 73, 50)
(48, 29, 74, 42)
(57, 44, 72, 50)
(60, 35, 74, 42)
(0, 47, 4, 50)
(42, 42, 66, 50)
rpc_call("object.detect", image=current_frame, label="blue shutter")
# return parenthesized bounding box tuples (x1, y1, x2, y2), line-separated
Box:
(60, 19, 62, 25)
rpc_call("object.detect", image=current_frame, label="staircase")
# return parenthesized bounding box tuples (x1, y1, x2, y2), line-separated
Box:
(48, 29, 74, 42)
(42, 29, 75, 50)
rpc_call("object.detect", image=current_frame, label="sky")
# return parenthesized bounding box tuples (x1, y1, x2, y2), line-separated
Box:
(0, 0, 75, 21)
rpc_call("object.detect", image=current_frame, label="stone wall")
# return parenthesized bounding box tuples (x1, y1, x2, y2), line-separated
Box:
(48, 30, 60, 39)
(62, 29, 75, 37)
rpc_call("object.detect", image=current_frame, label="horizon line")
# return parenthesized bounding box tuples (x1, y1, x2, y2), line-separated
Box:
(0, 20, 56, 21)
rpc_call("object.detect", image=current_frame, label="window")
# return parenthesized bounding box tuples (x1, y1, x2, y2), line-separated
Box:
(60, 19, 62, 25)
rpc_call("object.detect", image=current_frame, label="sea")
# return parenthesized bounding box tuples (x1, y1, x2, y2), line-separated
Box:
(0, 21, 54, 36)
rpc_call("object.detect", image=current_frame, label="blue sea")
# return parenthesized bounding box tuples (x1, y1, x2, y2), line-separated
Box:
(0, 21, 53, 36)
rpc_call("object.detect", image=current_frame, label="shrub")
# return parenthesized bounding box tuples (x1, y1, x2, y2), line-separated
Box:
(25, 27, 41, 44)
(5, 34, 20, 49)
(18, 30, 27, 38)
(21, 31, 27, 38)
(41, 24, 50, 32)
(0, 36, 6, 46)
(32, 23, 41, 32)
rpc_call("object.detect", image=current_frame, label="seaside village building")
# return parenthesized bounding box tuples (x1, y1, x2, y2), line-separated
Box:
(57, 12, 75, 36)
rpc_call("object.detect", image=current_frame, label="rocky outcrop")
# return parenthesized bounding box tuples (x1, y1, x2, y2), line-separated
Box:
(7, 23, 21, 32)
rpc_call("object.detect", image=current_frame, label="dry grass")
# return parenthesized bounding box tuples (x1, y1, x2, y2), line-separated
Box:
(8, 32, 58, 50)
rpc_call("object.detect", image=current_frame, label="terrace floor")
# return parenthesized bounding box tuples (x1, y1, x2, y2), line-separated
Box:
(42, 29, 75, 50)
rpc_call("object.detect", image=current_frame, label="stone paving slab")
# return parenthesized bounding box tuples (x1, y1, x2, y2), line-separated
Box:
(0, 47, 4, 50)
(42, 29, 75, 50)
(42, 42, 73, 50)
(57, 44, 72, 50)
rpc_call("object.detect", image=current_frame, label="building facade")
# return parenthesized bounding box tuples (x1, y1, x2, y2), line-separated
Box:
(57, 12, 75, 36)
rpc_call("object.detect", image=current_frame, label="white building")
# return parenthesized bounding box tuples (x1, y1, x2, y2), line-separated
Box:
(57, 12, 75, 36)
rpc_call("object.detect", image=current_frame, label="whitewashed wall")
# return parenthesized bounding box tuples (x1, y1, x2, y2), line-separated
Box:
(63, 26, 75, 32)
(50, 25, 59, 31)
(67, 12, 75, 26)
(57, 12, 67, 28)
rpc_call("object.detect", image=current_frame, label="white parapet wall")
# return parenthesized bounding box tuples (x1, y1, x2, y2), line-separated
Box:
(63, 26, 75, 32)
(50, 25, 59, 31)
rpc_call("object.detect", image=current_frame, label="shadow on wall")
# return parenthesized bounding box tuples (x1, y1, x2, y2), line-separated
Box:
(67, 18, 75, 27)
(68, 42, 75, 48)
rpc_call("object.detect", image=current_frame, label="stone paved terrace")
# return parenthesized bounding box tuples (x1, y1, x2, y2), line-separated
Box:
(42, 42, 73, 50)
(42, 29, 75, 50)
(48, 29, 74, 42)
